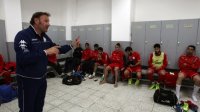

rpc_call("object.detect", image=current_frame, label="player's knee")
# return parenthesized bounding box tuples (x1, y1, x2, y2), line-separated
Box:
(160, 70, 166, 75)
(193, 75, 200, 85)
(177, 72, 185, 80)
(114, 67, 119, 72)
(137, 72, 141, 76)
(124, 70, 129, 75)
(147, 69, 153, 74)
(105, 66, 110, 71)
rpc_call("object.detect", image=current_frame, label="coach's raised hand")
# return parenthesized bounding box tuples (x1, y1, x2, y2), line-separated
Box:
(71, 37, 80, 49)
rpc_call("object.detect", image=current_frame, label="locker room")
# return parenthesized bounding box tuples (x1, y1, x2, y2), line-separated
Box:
(0, 0, 200, 112)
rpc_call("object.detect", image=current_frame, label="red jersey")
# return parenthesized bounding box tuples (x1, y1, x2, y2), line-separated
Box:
(92, 50, 99, 60)
(82, 48, 93, 61)
(0, 55, 4, 72)
(97, 52, 110, 65)
(128, 51, 141, 68)
(110, 50, 124, 66)
(178, 55, 200, 71)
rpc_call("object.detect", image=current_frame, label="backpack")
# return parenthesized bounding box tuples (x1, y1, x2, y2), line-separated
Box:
(62, 71, 82, 85)
(46, 72, 56, 78)
(153, 88, 178, 106)
(0, 83, 17, 105)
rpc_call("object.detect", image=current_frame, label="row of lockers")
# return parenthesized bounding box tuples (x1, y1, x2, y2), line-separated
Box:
(72, 19, 200, 69)
(132, 19, 200, 69)
(71, 24, 111, 54)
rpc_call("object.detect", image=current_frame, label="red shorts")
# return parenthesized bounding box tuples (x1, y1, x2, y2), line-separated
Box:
(108, 63, 123, 70)
(96, 62, 103, 66)
(96, 62, 108, 66)
(126, 66, 142, 73)
(148, 68, 165, 75)
(180, 70, 199, 79)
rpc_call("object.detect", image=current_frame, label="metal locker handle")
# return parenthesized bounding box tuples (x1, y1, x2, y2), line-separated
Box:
(197, 42, 200, 45)
(145, 41, 148, 44)
(160, 41, 163, 45)
(177, 41, 180, 45)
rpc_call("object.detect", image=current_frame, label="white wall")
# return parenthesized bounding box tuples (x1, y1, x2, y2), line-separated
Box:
(64, 0, 111, 40)
(112, 0, 131, 41)
(64, 0, 77, 40)
(0, 0, 5, 20)
(135, 0, 200, 21)
(4, 0, 22, 42)
(20, 0, 67, 26)
(75, 0, 111, 25)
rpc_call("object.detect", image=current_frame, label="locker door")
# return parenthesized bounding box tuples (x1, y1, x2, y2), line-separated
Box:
(93, 25, 104, 49)
(71, 26, 79, 41)
(196, 20, 200, 57)
(78, 26, 87, 48)
(86, 25, 104, 50)
(161, 20, 179, 69)
(144, 21, 161, 66)
(177, 19, 198, 59)
(86, 25, 95, 47)
(0, 20, 8, 61)
(103, 24, 111, 54)
(131, 22, 146, 66)
(57, 26, 66, 45)
(47, 26, 58, 44)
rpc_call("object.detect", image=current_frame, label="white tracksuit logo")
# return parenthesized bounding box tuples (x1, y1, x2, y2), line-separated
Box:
(19, 40, 28, 52)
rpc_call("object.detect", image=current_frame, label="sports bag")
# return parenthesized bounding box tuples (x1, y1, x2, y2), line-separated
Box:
(153, 88, 177, 106)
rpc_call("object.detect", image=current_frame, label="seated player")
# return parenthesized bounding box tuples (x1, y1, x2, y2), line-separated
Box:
(100, 43, 124, 87)
(88, 44, 99, 78)
(176, 45, 200, 102)
(89, 47, 110, 79)
(148, 43, 168, 90)
(123, 47, 142, 86)
(0, 54, 15, 84)
(81, 43, 95, 78)
(64, 44, 83, 73)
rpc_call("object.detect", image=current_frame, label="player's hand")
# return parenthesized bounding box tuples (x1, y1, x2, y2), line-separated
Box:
(71, 37, 80, 48)
(155, 67, 160, 70)
(45, 46, 60, 55)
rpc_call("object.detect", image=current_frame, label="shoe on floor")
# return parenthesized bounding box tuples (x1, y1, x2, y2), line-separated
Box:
(182, 102, 189, 112)
(192, 95, 198, 102)
(149, 82, 156, 90)
(135, 79, 140, 86)
(155, 83, 160, 90)
(128, 78, 133, 85)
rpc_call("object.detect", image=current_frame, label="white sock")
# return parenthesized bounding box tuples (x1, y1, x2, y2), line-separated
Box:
(176, 84, 181, 100)
(192, 85, 200, 102)
(92, 72, 95, 76)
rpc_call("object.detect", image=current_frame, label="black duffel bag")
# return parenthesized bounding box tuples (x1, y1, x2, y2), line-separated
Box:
(153, 88, 178, 106)
(62, 72, 82, 85)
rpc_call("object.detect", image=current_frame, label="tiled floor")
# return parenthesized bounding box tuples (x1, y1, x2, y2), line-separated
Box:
(0, 78, 200, 112)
